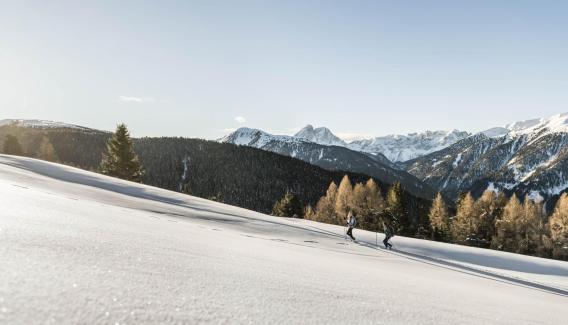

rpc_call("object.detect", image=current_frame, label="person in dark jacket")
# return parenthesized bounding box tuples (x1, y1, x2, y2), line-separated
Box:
(382, 221, 395, 249)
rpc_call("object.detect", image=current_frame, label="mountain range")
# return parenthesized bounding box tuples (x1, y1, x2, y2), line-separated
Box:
(220, 127, 435, 199)
(222, 112, 568, 205)
(291, 124, 470, 162)
(402, 113, 568, 203)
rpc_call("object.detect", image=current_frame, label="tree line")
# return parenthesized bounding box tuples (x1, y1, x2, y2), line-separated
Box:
(429, 191, 568, 260)
(274, 175, 428, 237)
(274, 176, 568, 260)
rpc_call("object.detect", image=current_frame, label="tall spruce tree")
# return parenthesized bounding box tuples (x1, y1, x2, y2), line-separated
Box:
(548, 193, 568, 260)
(429, 192, 450, 241)
(100, 123, 142, 182)
(3, 134, 23, 155)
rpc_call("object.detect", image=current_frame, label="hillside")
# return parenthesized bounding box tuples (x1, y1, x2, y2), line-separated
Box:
(1, 155, 566, 324)
(0, 123, 430, 216)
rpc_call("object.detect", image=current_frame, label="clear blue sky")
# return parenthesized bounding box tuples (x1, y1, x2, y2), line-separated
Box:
(2, 1, 567, 140)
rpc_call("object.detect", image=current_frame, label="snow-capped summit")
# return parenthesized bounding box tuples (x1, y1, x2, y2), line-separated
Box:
(481, 112, 568, 140)
(347, 129, 471, 162)
(293, 124, 347, 147)
(220, 127, 301, 147)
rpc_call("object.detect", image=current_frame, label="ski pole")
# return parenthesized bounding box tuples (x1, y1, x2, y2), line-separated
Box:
(375, 231, 378, 247)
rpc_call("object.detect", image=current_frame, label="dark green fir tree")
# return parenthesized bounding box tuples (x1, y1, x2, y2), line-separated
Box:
(100, 123, 142, 182)
(272, 191, 303, 218)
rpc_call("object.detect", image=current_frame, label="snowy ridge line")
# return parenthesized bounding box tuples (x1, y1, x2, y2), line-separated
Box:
(351, 238, 568, 298)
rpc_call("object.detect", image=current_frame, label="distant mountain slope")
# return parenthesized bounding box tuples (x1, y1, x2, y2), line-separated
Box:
(221, 127, 436, 199)
(402, 113, 568, 203)
(223, 124, 469, 163)
(0, 119, 99, 131)
(0, 121, 430, 215)
(348, 130, 471, 162)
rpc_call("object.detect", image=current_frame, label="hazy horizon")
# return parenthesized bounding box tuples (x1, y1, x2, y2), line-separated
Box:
(2, 1, 568, 139)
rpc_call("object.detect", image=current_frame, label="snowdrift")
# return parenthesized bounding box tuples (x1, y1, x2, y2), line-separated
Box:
(0, 155, 566, 324)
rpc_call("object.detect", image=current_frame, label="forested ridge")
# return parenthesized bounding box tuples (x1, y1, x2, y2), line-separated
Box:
(0, 125, 430, 216)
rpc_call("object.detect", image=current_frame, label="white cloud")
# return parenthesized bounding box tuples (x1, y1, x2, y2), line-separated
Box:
(234, 116, 246, 124)
(118, 96, 155, 103)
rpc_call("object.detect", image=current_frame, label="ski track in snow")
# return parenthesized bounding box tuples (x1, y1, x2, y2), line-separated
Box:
(0, 155, 567, 325)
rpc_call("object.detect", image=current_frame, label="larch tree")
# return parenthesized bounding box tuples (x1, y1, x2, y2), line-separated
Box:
(37, 136, 59, 162)
(365, 179, 384, 213)
(335, 175, 353, 222)
(100, 123, 142, 182)
(315, 181, 338, 223)
(548, 193, 568, 260)
(451, 192, 477, 243)
(518, 196, 541, 254)
(429, 192, 450, 241)
(492, 194, 523, 252)
(303, 205, 316, 221)
(365, 178, 384, 230)
(3, 135, 23, 156)
(474, 191, 500, 243)
(351, 182, 368, 216)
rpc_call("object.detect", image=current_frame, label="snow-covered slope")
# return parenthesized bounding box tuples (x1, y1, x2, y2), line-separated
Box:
(404, 112, 568, 200)
(1, 155, 567, 324)
(0, 119, 96, 131)
(481, 113, 568, 140)
(348, 130, 471, 162)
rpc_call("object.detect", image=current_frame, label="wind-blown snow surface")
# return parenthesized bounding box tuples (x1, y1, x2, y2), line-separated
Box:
(1, 156, 567, 324)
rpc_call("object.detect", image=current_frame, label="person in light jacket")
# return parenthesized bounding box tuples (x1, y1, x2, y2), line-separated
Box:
(346, 210, 357, 240)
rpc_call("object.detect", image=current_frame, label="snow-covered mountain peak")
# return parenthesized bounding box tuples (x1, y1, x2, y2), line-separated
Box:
(294, 124, 346, 146)
(220, 127, 301, 147)
(480, 112, 568, 139)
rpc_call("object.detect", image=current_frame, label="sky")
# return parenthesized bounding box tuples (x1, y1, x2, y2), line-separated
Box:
(1, 0, 568, 140)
